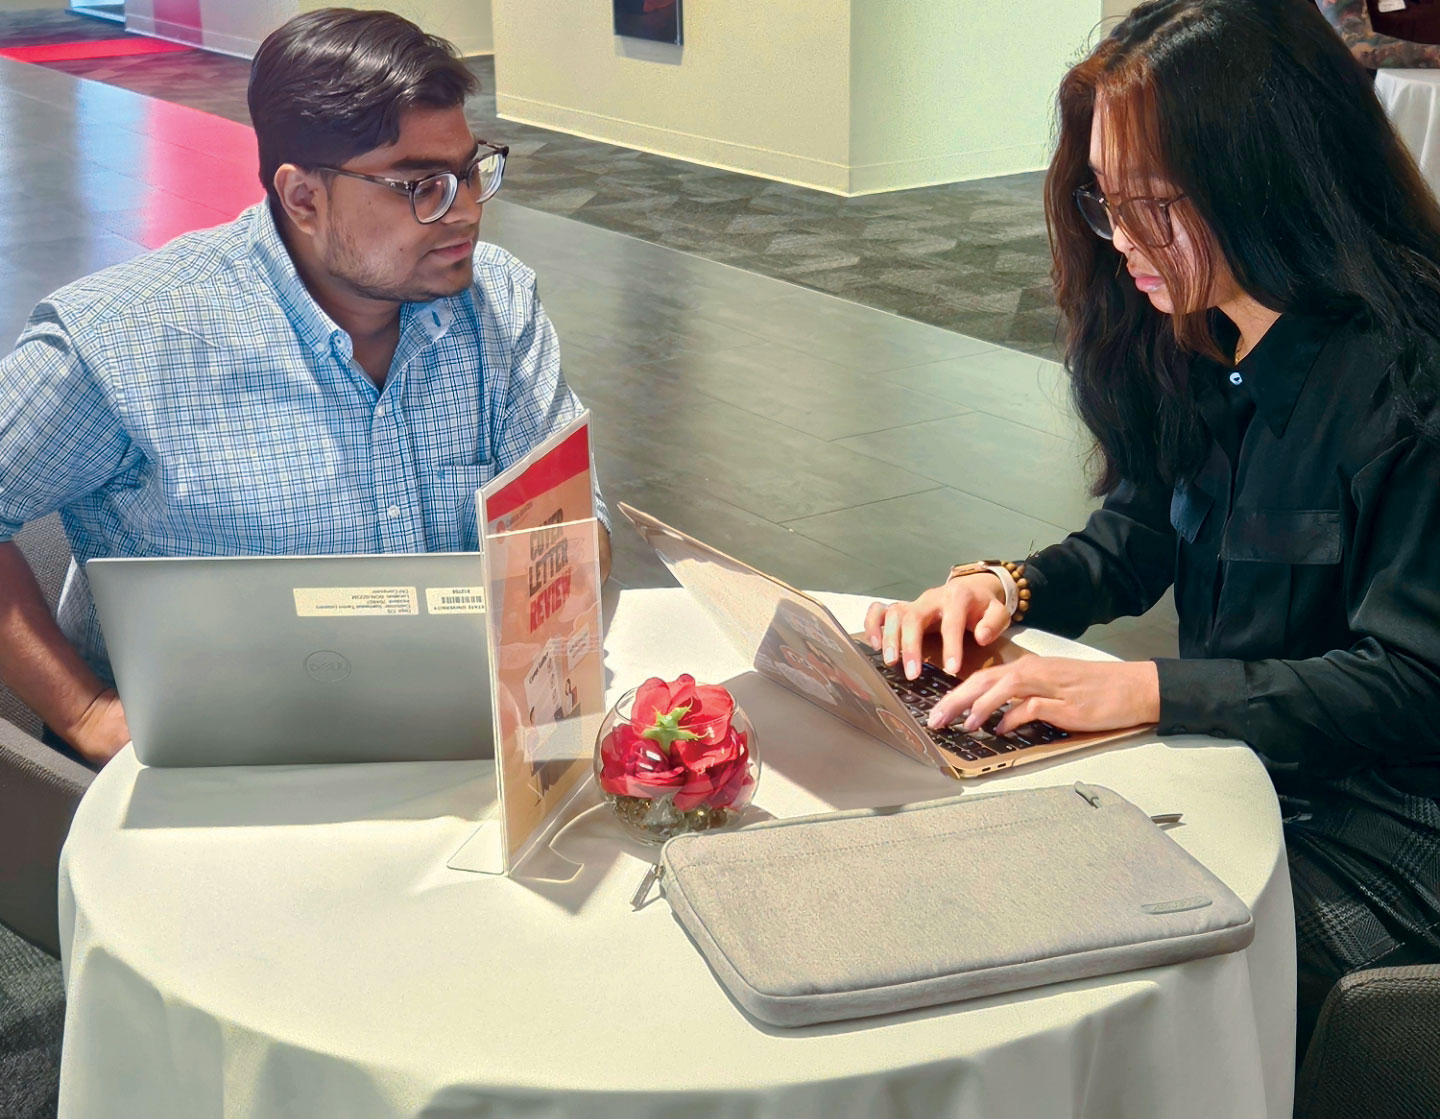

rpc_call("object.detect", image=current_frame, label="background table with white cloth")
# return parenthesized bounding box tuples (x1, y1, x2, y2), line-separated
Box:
(57, 589, 1296, 1119)
(1375, 67, 1440, 197)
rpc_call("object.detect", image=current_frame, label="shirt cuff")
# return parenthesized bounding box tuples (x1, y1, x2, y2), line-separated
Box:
(1009, 554, 1079, 637)
(1152, 657, 1248, 740)
(591, 488, 612, 535)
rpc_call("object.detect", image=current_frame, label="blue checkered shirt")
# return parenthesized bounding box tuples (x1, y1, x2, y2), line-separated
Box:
(0, 202, 608, 682)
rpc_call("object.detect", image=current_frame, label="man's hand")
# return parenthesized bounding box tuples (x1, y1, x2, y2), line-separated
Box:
(927, 657, 1160, 737)
(0, 541, 130, 767)
(62, 687, 130, 766)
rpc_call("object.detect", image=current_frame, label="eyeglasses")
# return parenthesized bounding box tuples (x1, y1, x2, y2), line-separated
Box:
(1073, 182, 1186, 249)
(315, 140, 509, 224)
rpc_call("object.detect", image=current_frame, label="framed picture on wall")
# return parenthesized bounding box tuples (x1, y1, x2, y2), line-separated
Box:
(613, 0, 682, 45)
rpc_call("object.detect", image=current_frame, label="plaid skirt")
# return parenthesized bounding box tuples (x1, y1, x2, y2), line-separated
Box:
(1281, 768, 1440, 1059)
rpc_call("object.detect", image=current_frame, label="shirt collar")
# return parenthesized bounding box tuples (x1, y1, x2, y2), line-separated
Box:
(246, 202, 458, 366)
(246, 202, 345, 360)
(1233, 313, 1335, 438)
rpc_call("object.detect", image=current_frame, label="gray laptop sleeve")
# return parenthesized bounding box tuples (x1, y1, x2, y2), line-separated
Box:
(657, 782, 1255, 1027)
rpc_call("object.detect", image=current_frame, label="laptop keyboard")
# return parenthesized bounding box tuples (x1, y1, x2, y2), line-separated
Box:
(855, 644, 1070, 764)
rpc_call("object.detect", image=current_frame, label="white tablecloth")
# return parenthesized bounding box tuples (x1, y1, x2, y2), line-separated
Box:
(57, 589, 1295, 1119)
(1376, 68, 1440, 196)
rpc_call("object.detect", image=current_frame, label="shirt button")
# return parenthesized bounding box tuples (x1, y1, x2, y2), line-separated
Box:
(375, 403, 388, 417)
(386, 505, 401, 518)
(1228, 371, 1244, 386)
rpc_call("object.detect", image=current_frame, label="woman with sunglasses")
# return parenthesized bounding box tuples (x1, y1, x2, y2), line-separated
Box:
(866, 0, 1440, 1062)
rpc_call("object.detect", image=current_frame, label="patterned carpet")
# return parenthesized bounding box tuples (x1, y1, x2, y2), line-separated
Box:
(0, 12, 1062, 359)
(0, 929, 62, 1119)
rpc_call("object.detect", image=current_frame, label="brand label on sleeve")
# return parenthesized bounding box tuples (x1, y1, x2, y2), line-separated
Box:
(293, 587, 419, 617)
(425, 587, 487, 614)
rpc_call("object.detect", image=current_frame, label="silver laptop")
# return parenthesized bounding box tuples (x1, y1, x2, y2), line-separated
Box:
(87, 553, 493, 767)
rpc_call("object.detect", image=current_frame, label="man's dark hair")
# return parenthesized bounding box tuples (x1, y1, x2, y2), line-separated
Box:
(248, 7, 478, 204)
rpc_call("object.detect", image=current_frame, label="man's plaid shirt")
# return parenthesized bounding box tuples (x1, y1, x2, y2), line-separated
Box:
(0, 202, 607, 681)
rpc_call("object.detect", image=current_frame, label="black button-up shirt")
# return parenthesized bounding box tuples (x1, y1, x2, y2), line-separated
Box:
(1022, 314, 1440, 797)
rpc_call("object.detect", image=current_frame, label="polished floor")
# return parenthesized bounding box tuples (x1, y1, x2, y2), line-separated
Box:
(0, 28, 1178, 1119)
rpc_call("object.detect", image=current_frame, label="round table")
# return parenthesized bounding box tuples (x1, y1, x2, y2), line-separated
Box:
(1375, 68, 1440, 197)
(57, 589, 1295, 1119)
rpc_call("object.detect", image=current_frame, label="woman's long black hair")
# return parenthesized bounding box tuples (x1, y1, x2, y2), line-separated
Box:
(1048, 0, 1440, 496)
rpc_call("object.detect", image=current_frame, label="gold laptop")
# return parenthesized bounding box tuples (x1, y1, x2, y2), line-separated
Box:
(619, 503, 1150, 779)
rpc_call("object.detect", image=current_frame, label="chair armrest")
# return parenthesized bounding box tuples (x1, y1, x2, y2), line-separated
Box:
(0, 717, 93, 956)
(1296, 964, 1440, 1119)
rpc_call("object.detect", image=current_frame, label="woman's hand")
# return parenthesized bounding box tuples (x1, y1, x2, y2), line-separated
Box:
(927, 657, 1160, 737)
(864, 574, 1011, 680)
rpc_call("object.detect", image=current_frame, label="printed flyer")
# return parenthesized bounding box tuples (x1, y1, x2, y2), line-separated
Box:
(476, 413, 606, 874)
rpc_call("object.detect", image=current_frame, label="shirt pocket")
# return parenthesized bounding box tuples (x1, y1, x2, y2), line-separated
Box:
(1169, 483, 1214, 544)
(421, 462, 495, 551)
(1221, 509, 1343, 565)
(1215, 508, 1343, 656)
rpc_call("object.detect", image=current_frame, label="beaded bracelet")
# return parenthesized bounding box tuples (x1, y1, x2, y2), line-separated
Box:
(947, 559, 1031, 623)
(999, 559, 1031, 623)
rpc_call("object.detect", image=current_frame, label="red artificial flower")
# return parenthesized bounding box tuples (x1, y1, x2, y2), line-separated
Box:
(632, 674, 735, 747)
(674, 728, 752, 811)
(603, 675, 753, 812)
(597, 720, 688, 799)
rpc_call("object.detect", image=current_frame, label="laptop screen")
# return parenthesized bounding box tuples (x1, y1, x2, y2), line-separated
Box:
(620, 505, 943, 766)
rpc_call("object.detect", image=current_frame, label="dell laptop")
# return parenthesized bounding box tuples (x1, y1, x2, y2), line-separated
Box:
(87, 552, 492, 767)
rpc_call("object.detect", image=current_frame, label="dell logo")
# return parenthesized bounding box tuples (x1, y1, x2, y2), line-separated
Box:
(304, 650, 352, 682)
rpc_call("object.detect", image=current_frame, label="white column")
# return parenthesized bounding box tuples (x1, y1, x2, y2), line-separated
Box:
(126, 0, 492, 59)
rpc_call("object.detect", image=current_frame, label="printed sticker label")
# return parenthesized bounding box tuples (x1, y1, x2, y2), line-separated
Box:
(293, 587, 419, 617)
(425, 586, 487, 614)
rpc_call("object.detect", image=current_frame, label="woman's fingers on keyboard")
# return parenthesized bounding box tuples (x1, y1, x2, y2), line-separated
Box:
(931, 658, 1158, 735)
(870, 588, 945, 674)
(993, 696, 1065, 737)
(939, 595, 968, 675)
(863, 601, 888, 649)
(899, 609, 930, 679)
(929, 664, 1001, 729)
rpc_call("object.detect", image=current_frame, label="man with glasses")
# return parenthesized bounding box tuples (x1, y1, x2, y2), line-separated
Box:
(0, 9, 610, 767)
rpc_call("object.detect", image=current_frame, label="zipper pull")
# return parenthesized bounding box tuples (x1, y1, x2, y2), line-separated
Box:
(1073, 782, 1103, 808)
(631, 862, 665, 910)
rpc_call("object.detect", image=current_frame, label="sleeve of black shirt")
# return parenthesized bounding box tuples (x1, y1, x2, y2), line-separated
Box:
(1017, 478, 1178, 639)
(1154, 434, 1440, 774)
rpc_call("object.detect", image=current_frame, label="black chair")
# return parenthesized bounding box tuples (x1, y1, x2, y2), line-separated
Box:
(0, 514, 94, 956)
(1294, 963, 1440, 1119)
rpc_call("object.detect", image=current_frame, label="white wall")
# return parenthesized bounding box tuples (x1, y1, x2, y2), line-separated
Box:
(126, 0, 492, 59)
(492, 0, 1102, 196)
(848, 0, 1103, 193)
(299, 0, 493, 56)
(493, 1, 854, 192)
(126, 0, 290, 57)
